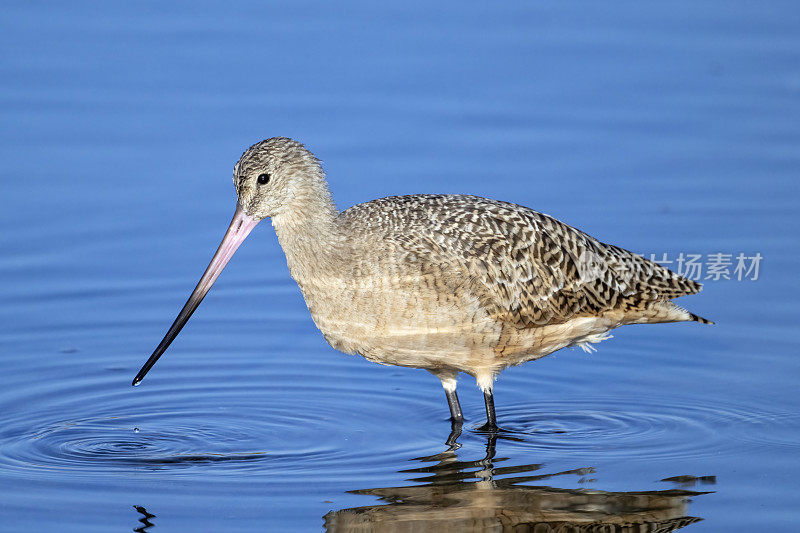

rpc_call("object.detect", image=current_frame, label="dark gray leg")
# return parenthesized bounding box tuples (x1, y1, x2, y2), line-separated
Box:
(479, 389, 498, 431)
(430, 370, 462, 424)
(445, 388, 464, 423)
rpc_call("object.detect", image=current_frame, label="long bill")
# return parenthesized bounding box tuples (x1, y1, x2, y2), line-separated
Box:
(132, 204, 260, 386)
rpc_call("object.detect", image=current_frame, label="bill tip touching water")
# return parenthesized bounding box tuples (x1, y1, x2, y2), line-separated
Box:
(133, 137, 712, 428)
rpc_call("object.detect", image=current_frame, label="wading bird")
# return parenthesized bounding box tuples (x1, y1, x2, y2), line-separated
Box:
(133, 137, 711, 429)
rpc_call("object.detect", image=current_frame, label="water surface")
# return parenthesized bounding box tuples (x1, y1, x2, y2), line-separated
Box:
(1, 1, 799, 531)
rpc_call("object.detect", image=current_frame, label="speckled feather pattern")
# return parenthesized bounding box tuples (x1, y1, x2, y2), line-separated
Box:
(339, 194, 704, 328)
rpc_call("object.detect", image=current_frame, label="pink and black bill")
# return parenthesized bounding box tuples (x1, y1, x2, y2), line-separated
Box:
(132, 204, 259, 386)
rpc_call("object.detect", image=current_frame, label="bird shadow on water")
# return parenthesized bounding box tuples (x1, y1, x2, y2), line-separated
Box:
(324, 424, 713, 532)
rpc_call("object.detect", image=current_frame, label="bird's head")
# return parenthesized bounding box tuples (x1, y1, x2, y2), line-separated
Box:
(132, 137, 326, 386)
(234, 137, 326, 221)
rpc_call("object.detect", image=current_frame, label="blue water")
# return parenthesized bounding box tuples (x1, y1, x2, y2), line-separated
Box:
(2, 1, 799, 531)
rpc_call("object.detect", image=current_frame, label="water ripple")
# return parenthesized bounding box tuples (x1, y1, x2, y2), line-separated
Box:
(496, 396, 800, 459)
(0, 368, 433, 480)
(4, 371, 796, 481)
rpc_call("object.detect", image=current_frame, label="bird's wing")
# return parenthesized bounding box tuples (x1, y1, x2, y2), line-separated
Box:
(341, 195, 701, 328)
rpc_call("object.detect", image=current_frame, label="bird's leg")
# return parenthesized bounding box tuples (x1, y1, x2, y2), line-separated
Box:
(430, 370, 463, 423)
(476, 374, 499, 431)
(445, 387, 464, 423)
(479, 389, 498, 431)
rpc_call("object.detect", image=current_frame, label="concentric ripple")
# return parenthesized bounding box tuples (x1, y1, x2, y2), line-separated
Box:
(0, 358, 437, 482)
(495, 395, 800, 460)
(17, 412, 270, 471)
(4, 362, 799, 481)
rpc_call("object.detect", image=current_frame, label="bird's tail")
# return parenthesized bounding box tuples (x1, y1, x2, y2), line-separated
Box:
(631, 301, 714, 325)
(688, 312, 714, 325)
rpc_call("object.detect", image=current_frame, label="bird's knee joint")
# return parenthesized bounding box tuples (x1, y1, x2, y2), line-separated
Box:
(441, 376, 458, 393)
(476, 373, 495, 393)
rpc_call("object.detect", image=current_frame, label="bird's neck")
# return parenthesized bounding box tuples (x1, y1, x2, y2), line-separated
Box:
(270, 180, 342, 285)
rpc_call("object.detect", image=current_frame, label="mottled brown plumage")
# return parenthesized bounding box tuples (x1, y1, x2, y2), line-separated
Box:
(340, 194, 706, 329)
(135, 137, 712, 428)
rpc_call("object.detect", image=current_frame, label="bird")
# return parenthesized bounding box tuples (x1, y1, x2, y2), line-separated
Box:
(133, 137, 712, 430)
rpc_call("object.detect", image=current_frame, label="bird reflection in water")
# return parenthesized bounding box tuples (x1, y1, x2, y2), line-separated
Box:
(325, 427, 711, 532)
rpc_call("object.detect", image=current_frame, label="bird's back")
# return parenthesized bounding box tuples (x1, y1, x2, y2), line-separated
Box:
(339, 194, 709, 330)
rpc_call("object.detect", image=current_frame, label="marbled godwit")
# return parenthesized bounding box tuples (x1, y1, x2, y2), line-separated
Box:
(133, 137, 712, 429)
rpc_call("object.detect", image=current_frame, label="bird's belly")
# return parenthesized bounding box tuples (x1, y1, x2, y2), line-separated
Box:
(294, 275, 620, 374)
(298, 278, 503, 371)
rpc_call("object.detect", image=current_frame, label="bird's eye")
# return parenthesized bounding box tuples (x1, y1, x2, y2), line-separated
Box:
(257, 173, 270, 185)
